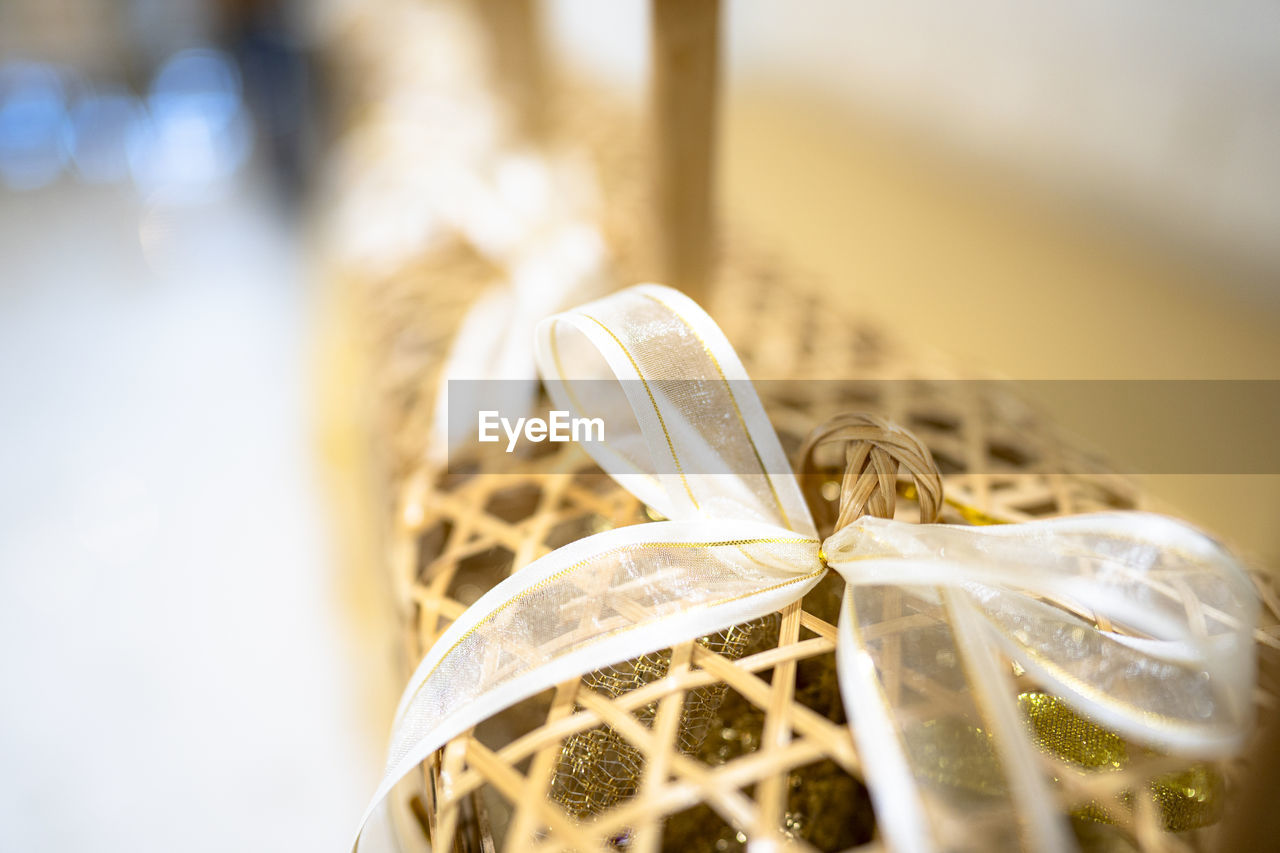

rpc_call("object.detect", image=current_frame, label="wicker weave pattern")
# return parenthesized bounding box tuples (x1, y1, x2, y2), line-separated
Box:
(339, 226, 1280, 851)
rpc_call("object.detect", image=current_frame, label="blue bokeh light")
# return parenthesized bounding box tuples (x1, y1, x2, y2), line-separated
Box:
(128, 48, 252, 195)
(0, 63, 70, 190)
(66, 89, 145, 184)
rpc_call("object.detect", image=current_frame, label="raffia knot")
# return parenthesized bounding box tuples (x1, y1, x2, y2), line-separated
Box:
(798, 413, 943, 535)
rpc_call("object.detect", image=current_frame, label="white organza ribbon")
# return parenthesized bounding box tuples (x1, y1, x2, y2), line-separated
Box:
(426, 153, 609, 465)
(355, 284, 1258, 852)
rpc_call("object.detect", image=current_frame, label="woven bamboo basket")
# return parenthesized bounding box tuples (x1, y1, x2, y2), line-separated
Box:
(322, 4, 1280, 851)
(343, 245, 1280, 851)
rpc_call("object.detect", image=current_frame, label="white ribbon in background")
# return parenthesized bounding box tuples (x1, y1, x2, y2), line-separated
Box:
(355, 284, 1258, 852)
(425, 152, 610, 466)
(330, 38, 609, 465)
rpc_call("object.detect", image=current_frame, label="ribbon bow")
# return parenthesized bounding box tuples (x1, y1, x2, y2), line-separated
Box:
(356, 285, 1257, 852)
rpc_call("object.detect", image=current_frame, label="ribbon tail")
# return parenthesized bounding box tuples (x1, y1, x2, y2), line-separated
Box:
(945, 588, 1076, 851)
(835, 582, 1074, 853)
(353, 520, 822, 851)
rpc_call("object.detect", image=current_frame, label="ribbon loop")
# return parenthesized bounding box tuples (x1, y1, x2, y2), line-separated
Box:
(825, 513, 1256, 750)
(535, 284, 814, 534)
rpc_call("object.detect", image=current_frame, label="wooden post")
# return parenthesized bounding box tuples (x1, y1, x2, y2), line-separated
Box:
(651, 0, 721, 301)
(474, 0, 547, 141)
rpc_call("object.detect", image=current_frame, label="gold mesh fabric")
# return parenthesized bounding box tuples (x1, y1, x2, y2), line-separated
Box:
(1021, 692, 1225, 832)
(550, 617, 775, 817)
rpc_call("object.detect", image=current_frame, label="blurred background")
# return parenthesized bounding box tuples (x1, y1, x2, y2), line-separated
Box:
(1, 0, 1277, 850)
